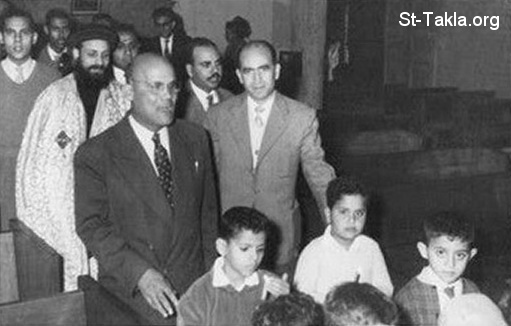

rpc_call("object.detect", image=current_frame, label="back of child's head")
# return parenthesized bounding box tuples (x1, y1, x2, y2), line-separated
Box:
(422, 211, 475, 246)
(324, 282, 398, 326)
(252, 292, 324, 326)
(438, 293, 508, 326)
(326, 175, 369, 210)
(219, 206, 270, 241)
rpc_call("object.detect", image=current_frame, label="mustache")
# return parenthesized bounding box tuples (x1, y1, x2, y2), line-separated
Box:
(207, 73, 221, 81)
(87, 65, 106, 71)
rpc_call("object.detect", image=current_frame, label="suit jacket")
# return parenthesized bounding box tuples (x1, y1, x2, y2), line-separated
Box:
(75, 117, 218, 323)
(37, 45, 72, 76)
(176, 81, 232, 126)
(141, 34, 190, 83)
(205, 92, 335, 266)
(395, 276, 480, 326)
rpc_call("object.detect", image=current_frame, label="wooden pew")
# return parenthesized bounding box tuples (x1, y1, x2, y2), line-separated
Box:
(0, 231, 19, 304)
(9, 219, 62, 301)
(0, 276, 139, 326)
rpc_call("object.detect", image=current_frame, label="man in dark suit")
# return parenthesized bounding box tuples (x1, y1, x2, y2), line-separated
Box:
(142, 7, 190, 83)
(206, 40, 336, 275)
(75, 53, 218, 325)
(176, 37, 232, 126)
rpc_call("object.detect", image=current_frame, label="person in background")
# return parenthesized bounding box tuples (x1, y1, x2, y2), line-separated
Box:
(294, 175, 393, 303)
(178, 206, 290, 326)
(438, 293, 508, 326)
(324, 282, 399, 326)
(16, 24, 131, 291)
(75, 53, 218, 325)
(251, 292, 324, 326)
(221, 15, 251, 94)
(176, 37, 232, 126)
(0, 8, 59, 231)
(0, 0, 14, 59)
(112, 23, 140, 85)
(395, 211, 480, 326)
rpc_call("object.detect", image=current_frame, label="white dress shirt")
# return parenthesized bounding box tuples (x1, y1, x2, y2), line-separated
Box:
(46, 45, 66, 62)
(160, 35, 174, 56)
(1, 57, 36, 84)
(248, 92, 275, 169)
(190, 81, 218, 111)
(211, 257, 259, 292)
(294, 225, 394, 303)
(129, 115, 170, 173)
(417, 265, 463, 313)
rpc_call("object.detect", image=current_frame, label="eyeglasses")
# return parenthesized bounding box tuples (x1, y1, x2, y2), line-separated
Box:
(133, 79, 180, 95)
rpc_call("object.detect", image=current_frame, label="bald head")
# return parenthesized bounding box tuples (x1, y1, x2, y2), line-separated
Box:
(131, 53, 179, 132)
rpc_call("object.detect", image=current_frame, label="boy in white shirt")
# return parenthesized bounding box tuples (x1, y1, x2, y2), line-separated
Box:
(294, 175, 393, 303)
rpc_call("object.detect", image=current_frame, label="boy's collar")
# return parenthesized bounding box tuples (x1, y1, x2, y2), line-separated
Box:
(212, 257, 259, 291)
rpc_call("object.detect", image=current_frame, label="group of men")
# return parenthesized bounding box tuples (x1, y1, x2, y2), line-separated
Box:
(0, 3, 336, 325)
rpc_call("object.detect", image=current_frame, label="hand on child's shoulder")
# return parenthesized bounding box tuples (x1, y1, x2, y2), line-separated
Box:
(261, 272, 290, 300)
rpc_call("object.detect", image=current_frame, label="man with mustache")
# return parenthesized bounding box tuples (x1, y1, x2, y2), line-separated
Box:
(75, 53, 218, 325)
(176, 37, 232, 126)
(37, 8, 73, 76)
(16, 24, 132, 291)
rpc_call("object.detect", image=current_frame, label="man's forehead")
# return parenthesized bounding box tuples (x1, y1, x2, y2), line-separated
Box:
(5, 16, 31, 29)
(81, 39, 110, 51)
(194, 46, 219, 60)
(239, 47, 273, 67)
(119, 33, 136, 43)
(50, 17, 69, 27)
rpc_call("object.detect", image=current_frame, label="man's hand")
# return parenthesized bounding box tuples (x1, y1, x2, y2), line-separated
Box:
(261, 273, 290, 300)
(138, 268, 179, 318)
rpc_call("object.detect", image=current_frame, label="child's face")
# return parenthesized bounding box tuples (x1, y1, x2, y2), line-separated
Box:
(418, 235, 477, 284)
(327, 194, 367, 248)
(217, 229, 266, 283)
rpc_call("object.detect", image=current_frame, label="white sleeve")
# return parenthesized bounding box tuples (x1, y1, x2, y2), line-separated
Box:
(371, 243, 394, 297)
(293, 242, 323, 302)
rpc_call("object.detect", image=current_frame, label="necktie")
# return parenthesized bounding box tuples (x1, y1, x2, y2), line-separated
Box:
(152, 132, 174, 206)
(254, 106, 265, 128)
(207, 94, 214, 108)
(163, 38, 170, 58)
(444, 286, 455, 299)
(15, 65, 24, 83)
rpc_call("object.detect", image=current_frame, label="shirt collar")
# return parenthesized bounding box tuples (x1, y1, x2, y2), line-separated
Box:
(47, 45, 67, 61)
(190, 80, 217, 109)
(212, 257, 259, 291)
(247, 91, 276, 114)
(128, 114, 169, 147)
(3, 57, 35, 71)
(323, 224, 361, 252)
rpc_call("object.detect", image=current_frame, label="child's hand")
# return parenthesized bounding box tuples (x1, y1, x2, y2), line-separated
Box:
(261, 273, 290, 300)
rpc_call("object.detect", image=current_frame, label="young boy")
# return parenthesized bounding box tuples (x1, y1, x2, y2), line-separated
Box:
(324, 282, 399, 326)
(294, 175, 393, 303)
(177, 206, 290, 326)
(395, 211, 479, 326)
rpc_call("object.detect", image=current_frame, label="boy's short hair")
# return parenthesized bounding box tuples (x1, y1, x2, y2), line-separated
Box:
(324, 282, 398, 326)
(1, 7, 36, 32)
(422, 211, 475, 246)
(252, 292, 324, 326)
(326, 175, 369, 209)
(219, 206, 270, 241)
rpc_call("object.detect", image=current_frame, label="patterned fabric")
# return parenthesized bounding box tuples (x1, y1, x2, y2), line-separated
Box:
(395, 276, 480, 326)
(152, 132, 174, 206)
(16, 74, 131, 291)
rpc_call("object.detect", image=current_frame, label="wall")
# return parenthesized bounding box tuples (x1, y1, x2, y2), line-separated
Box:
(385, 0, 511, 98)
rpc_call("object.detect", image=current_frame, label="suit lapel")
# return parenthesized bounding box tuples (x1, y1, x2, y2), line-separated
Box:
(227, 95, 254, 170)
(257, 93, 289, 166)
(112, 119, 173, 222)
(167, 123, 194, 211)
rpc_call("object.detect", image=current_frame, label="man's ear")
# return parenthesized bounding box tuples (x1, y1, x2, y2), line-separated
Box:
(72, 47, 79, 61)
(44, 25, 49, 35)
(469, 248, 478, 260)
(31, 32, 38, 46)
(185, 63, 193, 78)
(274, 63, 281, 81)
(324, 207, 331, 225)
(216, 238, 227, 256)
(0, 33, 3, 45)
(235, 68, 242, 84)
(417, 242, 429, 260)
